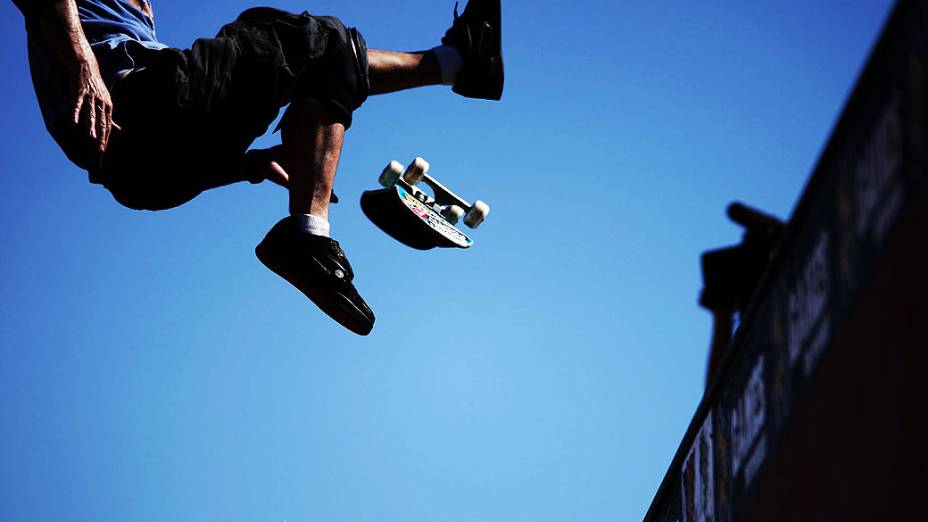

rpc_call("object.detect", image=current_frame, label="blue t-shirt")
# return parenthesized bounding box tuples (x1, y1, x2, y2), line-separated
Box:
(79, 0, 166, 82)
(15, 0, 167, 170)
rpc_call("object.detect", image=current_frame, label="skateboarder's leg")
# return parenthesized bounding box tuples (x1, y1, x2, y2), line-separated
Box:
(272, 49, 448, 217)
(366, 0, 503, 99)
(256, 98, 375, 336)
(365, 30, 499, 97)
(242, 13, 377, 335)
(281, 50, 442, 213)
(367, 50, 444, 95)
(279, 99, 344, 220)
(274, 47, 448, 219)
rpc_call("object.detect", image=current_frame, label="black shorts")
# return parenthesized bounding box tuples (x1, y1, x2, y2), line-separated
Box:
(100, 7, 369, 211)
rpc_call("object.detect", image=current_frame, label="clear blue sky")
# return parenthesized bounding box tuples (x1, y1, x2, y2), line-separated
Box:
(0, 1, 894, 520)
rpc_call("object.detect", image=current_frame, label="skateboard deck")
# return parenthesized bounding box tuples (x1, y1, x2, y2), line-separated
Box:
(360, 158, 489, 250)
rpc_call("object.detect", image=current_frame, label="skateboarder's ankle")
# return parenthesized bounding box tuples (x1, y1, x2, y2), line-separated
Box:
(430, 45, 462, 85)
(292, 213, 330, 237)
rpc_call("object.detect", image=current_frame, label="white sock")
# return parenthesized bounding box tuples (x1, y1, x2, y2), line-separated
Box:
(431, 45, 463, 85)
(292, 213, 330, 237)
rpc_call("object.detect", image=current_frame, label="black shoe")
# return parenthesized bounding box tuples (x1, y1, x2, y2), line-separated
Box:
(256, 217, 375, 335)
(442, 0, 504, 100)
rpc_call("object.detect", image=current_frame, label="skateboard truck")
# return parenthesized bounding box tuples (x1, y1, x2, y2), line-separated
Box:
(360, 157, 490, 250)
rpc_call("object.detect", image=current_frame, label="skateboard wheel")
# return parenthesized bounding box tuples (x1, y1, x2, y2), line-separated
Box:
(442, 204, 465, 225)
(379, 161, 403, 188)
(403, 157, 429, 185)
(464, 200, 490, 229)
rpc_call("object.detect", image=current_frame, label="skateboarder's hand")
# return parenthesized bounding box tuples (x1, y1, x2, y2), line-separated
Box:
(28, 0, 120, 169)
(242, 145, 290, 188)
(70, 59, 119, 169)
(262, 157, 290, 189)
(241, 146, 339, 203)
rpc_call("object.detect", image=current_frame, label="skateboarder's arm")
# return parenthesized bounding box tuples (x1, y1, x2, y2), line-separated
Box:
(25, 0, 116, 165)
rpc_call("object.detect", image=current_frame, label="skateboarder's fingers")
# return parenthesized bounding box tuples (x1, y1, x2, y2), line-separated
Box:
(265, 161, 290, 188)
(97, 107, 106, 151)
(97, 121, 122, 171)
(98, 103, 112, 153)
(86, 95, 97, 141)
(72, 93, 85, 127)
(73, 89, 96, 140)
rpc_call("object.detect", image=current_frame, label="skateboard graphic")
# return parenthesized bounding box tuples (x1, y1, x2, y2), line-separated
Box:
(360, 158, 490, 250)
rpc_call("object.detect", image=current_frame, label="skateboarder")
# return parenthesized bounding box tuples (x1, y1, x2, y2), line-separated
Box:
(11, 0, 504, 335)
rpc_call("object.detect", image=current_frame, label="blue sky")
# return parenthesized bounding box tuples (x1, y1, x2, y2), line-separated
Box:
(0, 1, 894, 520)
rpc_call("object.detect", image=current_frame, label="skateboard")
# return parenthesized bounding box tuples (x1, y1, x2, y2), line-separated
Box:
(360, 158, 490, 250)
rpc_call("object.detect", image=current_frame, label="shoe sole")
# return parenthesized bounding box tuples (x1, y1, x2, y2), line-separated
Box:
(256, 242, 374, 336)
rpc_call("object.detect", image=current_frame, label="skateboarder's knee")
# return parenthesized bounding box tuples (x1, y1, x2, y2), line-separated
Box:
(221, 8, 369, 128)
(281, 97, 353, 131)
(291, 17, 370, 129)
